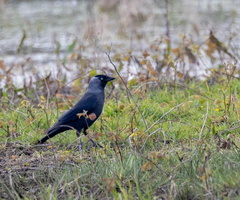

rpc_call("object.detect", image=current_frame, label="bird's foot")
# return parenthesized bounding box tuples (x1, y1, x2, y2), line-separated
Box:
(78, 138, 84, 151)
(89, 139, 103, 148)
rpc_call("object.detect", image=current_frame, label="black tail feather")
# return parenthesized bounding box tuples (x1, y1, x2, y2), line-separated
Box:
(37, 126, 69, 144)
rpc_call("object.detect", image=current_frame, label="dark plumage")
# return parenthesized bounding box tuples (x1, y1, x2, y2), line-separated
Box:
(38, 75, 115, 144)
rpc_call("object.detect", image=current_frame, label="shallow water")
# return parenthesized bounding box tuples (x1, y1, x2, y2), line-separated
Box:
(0, 0, 240, 86)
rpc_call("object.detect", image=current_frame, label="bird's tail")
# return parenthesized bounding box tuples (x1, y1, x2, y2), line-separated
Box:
(37, 126, 69, 144)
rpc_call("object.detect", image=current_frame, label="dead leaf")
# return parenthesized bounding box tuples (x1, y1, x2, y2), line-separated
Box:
(143, 50, 150, 58)
(104, 177, 116, 192)
(77, 110, 88, 118)
(119, 105, 124, 110)
(113, 54, 121, 62)
(147, 62, 158, 76)
(141, 161, 153, 171)
(11, 155, 18, 160)
(56, 93, 65, 98)
(141, 60, 147, 65)
(89, 113, 97, 121)
(200, 174, 206, 181)
(177, 71, 183, 78)
(171, 48, 180, 55)
(0, 60, 6, 71)
(123, 56, 130, 61)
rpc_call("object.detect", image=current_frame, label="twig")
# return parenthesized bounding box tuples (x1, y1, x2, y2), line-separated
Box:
(43, 76, 51, 109)
(217, 124, 240, 135)
(141, 127, 163, 150)
(166, 81, 214, 101)
(164, 0, 170, 39)
(199, 101, 209, 139)
(144, 156, 170, 176)
(105, 46, 149, 129)
(9, 108, 27, 117)
(59, 173, 89, 192)
(169, 148, 198, 175)
(145, 102, 184, 133)
(132, 81, 158, 94)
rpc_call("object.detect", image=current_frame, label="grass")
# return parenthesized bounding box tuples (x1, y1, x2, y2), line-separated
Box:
(1, 77, 240, 200)
(1, 0, 239, 198)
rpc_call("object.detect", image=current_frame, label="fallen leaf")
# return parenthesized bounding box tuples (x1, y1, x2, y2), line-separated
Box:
(89, 113, 97, 121)
(141, 161, 153, 171)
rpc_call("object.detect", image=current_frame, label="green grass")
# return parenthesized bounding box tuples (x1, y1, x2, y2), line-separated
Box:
(1, 79, 240, 199)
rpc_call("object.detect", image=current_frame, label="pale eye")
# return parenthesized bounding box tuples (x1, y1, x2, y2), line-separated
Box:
(100, 77, 104, 81)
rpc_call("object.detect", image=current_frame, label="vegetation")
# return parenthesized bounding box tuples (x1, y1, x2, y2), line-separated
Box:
(1, 0, 240, 199)
(1, 66, 240, 199)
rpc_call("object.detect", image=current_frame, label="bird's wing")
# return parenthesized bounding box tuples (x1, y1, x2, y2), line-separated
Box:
(57, 92, 98, 124)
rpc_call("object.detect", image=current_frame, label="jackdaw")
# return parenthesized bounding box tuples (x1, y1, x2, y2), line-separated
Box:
(37, 75, 115, 144)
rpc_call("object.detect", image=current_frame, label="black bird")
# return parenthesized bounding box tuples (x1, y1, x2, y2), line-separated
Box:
(38, 75, 115, 144)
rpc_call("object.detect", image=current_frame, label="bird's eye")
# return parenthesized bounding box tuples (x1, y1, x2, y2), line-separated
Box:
(100, 77, 104, 81)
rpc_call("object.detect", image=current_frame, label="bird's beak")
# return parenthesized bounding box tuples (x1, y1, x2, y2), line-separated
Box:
(107, 76, 116, 82)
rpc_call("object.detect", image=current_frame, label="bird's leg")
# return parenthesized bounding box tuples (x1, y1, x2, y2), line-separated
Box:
(83, 129, 103, 148)
(76, 131, 83, 151)
(76, 131, 80, 137)
(89, 139, 103, 148)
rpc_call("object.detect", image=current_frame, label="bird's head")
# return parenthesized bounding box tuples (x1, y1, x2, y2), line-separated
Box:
(88, 75, 115, 92)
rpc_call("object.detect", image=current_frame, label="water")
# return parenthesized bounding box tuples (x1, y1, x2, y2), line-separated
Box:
(0, 0, 240, 87)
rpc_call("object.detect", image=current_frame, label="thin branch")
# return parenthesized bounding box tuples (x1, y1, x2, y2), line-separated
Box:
(217, 124, 240, 135)
(105, 47, 149, 129)
(199, 101, 209, 139)
(141, 127, 163, 150)
(166, 82, 214, 101)
(43, 76, 51, 109)
(164, 0, 170, 40)
(145, 102, 184, 133)
(132, 81, 158, 94)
